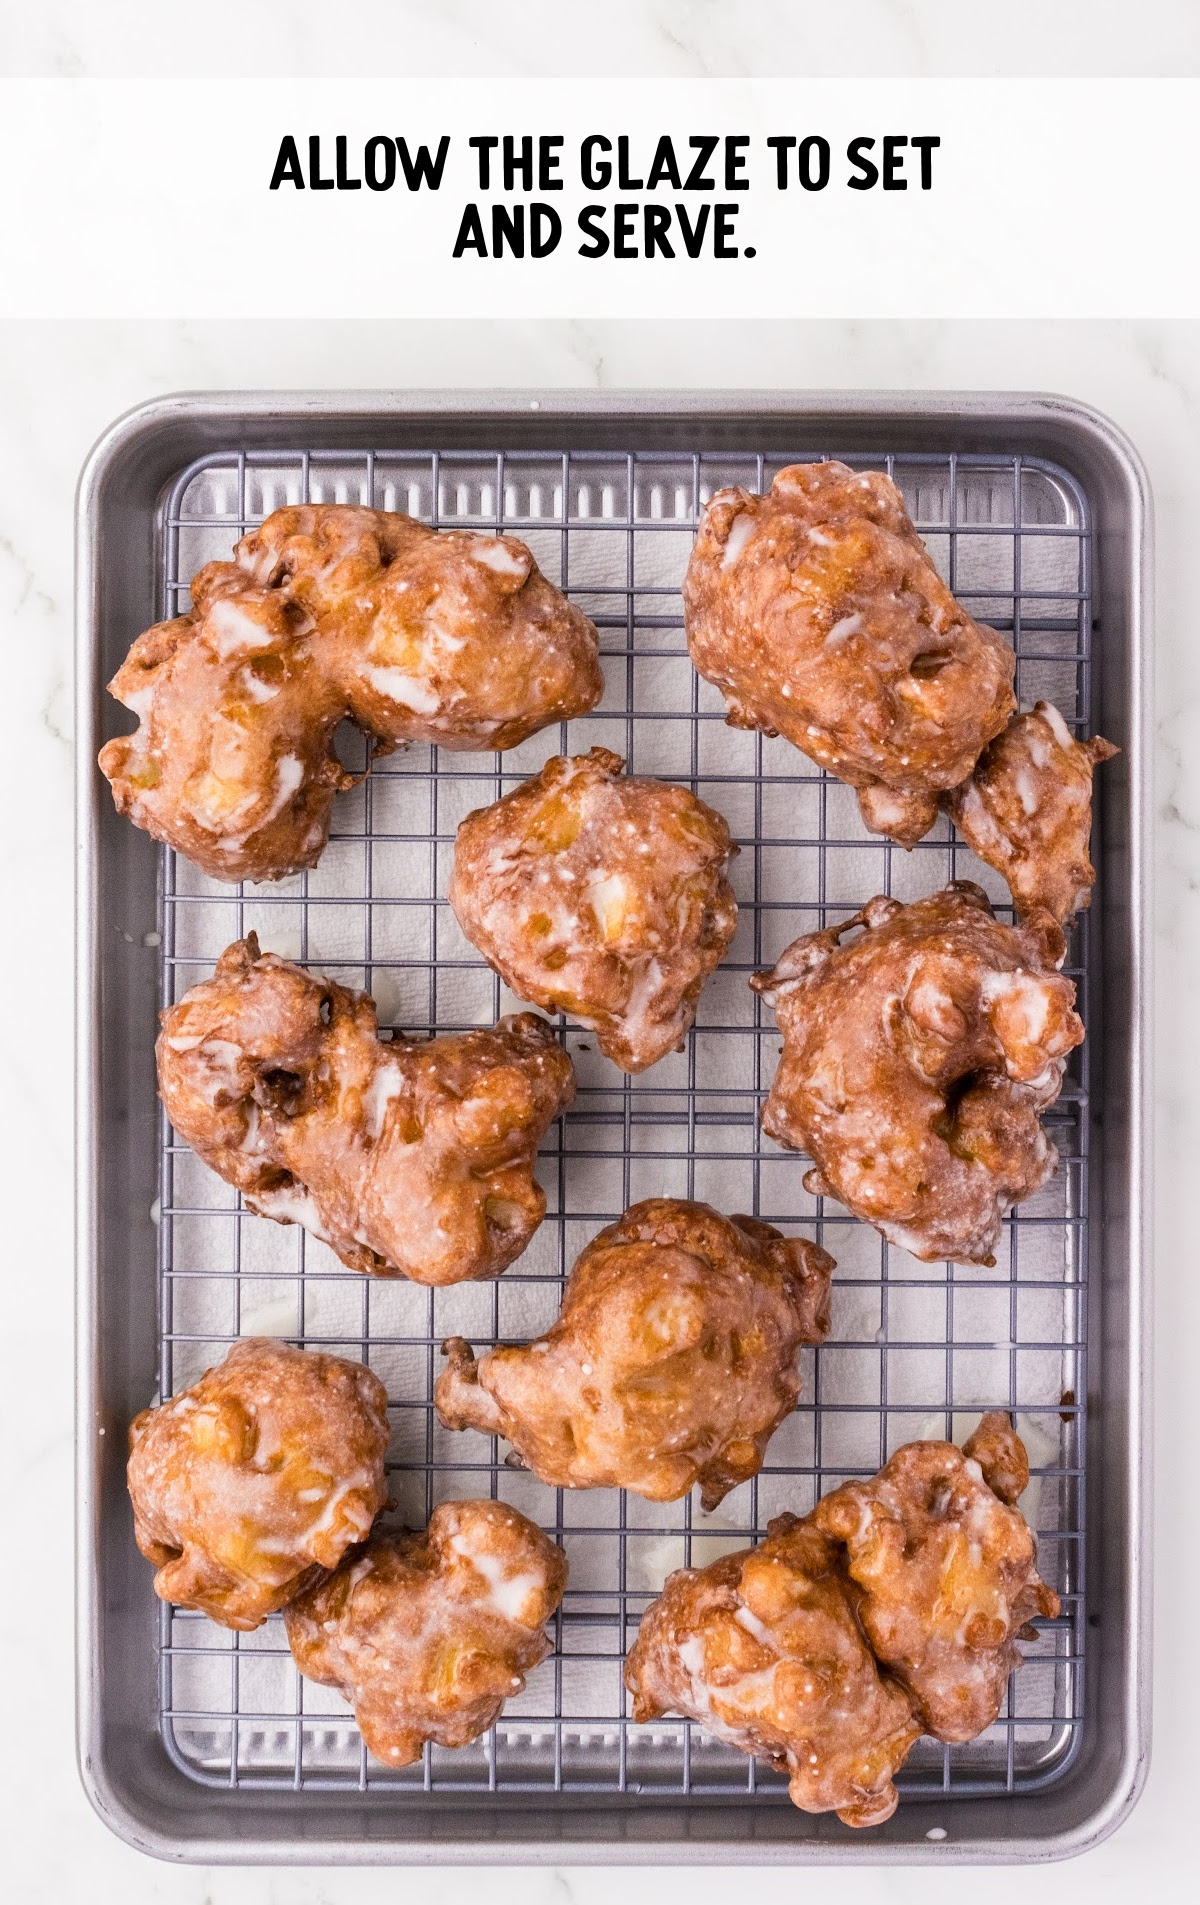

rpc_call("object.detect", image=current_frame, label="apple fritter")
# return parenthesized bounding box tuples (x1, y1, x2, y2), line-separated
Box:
(157, 934, 574, 1284)
(625, 1515, 921, 1827)
(284, 1499, 567, 1765)
(944, 701, 1118, 921)
(436, 1198, 833, 1510)
(126, 1337, 390, 1631)
(751, 883, 1084, 1266)
(99, 573, 349, 885)
(684, 461, 1016, 847)
(449, 748, 738, 1072)
(811, 1414, 1059, 1741)
(100, 505, 603, 882)
(626, 1419, 1056, 1825)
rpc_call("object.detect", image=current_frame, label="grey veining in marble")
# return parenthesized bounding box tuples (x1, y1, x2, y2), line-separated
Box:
(3, 1, 1199, 79)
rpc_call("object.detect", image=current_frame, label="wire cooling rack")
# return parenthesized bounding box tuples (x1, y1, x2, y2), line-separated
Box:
(154, 442, 1090, 1805)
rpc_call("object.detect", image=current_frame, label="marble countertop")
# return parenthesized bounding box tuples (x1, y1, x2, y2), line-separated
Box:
(0, 312, 1194, 1902)
(4, 0, 1200, 77)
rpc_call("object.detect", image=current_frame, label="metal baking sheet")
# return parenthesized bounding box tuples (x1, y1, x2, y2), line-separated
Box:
(76, 391, 1151, 1864)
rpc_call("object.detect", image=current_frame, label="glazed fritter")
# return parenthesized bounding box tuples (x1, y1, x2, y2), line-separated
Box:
(449, 748, 738, 1072)
(811, 1414, 1059, 1741)
(157, 934, 575, 1285)
(284, 1499, 567, 1765)
(625, 1514, 922, 1828)
(436, 1198, 833, 1510)
(944, 701, 1118, 922)
(100, 505, 603, 882)
(100, 569, 349, 885)
(751, 883, 1084, 1266)
(684, 461, 1016, 847)
(625, 1418, 1056, 1826)
(127, 1337, 390, 1631)
(957, 1408, 1030, 1505)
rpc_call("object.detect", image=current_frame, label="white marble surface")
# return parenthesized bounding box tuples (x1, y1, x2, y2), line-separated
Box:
(0, 314, 1195, 1901)
(3, 0, 1200, 78)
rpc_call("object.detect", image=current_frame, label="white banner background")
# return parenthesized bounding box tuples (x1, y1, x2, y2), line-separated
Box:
(1, 76, 1197, 318)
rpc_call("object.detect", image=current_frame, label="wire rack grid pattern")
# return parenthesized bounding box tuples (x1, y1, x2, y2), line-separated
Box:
(153, 440, 1091, 1806)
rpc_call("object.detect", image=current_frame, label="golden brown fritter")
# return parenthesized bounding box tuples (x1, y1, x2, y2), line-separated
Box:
(944, 701, 1118, 921)
(449, 748, 738, 1072)
(157, 935, 575, 1285)
(751, 883, 1084, 1266)
(625, 1515, 922, 1828)
(249, 506, 603, 753)
(684, 461, 1016, 847)
(284, 1499, 567, 1765)
(811, 1415, 1059, 1742)
(126, 1338, 390, 1631)
(100, 505, 603, 882)
(99, 574, 351, 885)
(436, 1198, 834, 1511)
(626, 1420, 1055, 1826)
(958, 1408, 1029, 1505)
